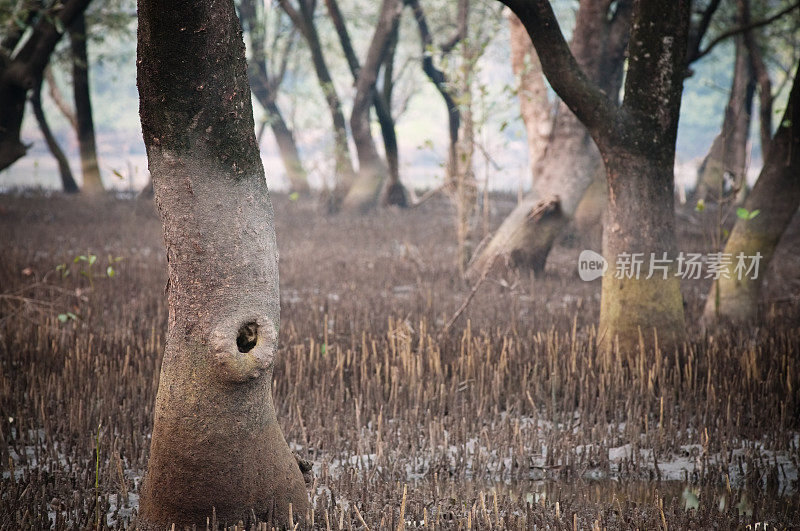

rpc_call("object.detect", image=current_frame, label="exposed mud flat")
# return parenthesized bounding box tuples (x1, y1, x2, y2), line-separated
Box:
(1, 192, 799, 528)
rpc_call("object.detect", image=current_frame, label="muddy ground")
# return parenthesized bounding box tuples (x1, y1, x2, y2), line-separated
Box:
(1, 191, 799, 529)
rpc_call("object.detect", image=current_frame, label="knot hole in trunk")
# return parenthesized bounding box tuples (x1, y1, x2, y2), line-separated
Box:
(236, 321, 259, 353)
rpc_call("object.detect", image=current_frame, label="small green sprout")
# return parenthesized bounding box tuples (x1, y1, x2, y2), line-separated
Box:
(694, 198, 705, 212)
(57, 312, 78, 323)
(736, 207, 760, 220)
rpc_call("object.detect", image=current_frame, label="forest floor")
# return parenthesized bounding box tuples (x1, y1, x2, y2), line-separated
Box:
(1, 191, 799, 529)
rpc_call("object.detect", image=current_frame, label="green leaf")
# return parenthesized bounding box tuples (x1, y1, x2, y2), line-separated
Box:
(723, 229, 729, 239)
(57, 314, 68, 323)
(111, 168, 125, 180)
(75, 255, 87, 263)
(747, 209, 760, 220)
(106, 266, 115, 278)
(736, 207, 749, 220)
(66, 312, 77, 320)
(289, 192, 299, 202)
(694, 199, 706, 212)
(88, 254, 97, 266)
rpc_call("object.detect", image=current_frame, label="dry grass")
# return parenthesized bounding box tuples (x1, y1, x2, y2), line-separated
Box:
(1, 192, 799, 529)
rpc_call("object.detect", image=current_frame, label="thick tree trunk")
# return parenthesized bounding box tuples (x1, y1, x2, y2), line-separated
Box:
(136, 0, 308, 526)
(469, 0, 631, 278)
(30, 74, 79, 193)
(702, 68, 800, 324)
(0, 0, 91, 171)
(600, 151, 686, 352)
(501, 0, 690, 352)
(694, 33, 755, 202)
(596, 1, 689, 353)
(340, 0, 401, 212)
(278, 0, 355, 207)
(69, 14, 104, 193)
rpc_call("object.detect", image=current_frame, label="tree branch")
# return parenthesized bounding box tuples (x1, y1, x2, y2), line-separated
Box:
(44, 66, 77, 130)
(277, 0, 309, 41)
(8, 0, 92, 85)
(692, 1, 800, 63)
(499, 0, 619, 142)
(273, 28, 297, 91)
(1, 0, 38, 55)
(406, 0, 459, 148)
(686, 0, 722, 63)
(325, 0, 362, 76)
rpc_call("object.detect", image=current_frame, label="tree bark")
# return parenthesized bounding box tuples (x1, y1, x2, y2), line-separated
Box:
(507, 10, 551, 181)
(741, 0, 772, 161)
(264, 99, 310, 194)
(69, 14, 104, 193)
(599, 1, 690, 353)
(572, 166, 606, 248)
(694, 32, 755, 202)
(30, 74, 79, 193)
(278, 0, 355, 207)
(0, 0, 92, 171)
(326, 0, 404, 212)
(378, 17, 408, 207)
(469, 0, 631, 278)
(454, 6, 478, 274)
(702, 67, 800, 324)
(45, 67, 78, 130)
(406, 0, 471, 265)
(502, 0, 690, 352)
(136, 0, 308, 526)
(239, 0, 309, 194)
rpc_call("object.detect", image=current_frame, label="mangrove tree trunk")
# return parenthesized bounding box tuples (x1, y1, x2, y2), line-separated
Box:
(136, 0, 308, 526)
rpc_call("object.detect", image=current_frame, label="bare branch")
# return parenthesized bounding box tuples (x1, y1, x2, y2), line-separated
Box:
(692, 1, 800, 63)
(325, 0, 361, 76)
(499, 0, 619, 142)
(9, 0, 92, 80)
(406, 0, 460, 150)
(272, 28, 297, 91)
(44, 66, 78, 130)
(277, 0, 309, 40)
(686, 0, 723, 62)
